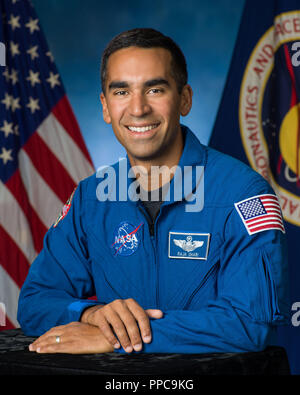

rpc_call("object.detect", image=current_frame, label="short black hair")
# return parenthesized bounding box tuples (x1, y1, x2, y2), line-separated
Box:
(100, 28, 188, 94)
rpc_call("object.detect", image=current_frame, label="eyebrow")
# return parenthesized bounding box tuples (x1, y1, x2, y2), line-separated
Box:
(108, 81, 129, 90)
(108, 78, 170, 91)
(144, 78, 170, 88)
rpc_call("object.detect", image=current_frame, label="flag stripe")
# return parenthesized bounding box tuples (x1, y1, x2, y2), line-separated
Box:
(262, 205, 281, 212)
(248, 220, 285, 229)
(18, 149, 64, 229)
(261, 199, 280, 205)
(5, 170, 47, 252)
(246, 212, 282, 223)
(0, 265, 20, 328)
(262, 197, 280, 201)
(0, 225, 30, 287)
(249, 223, 285, 234)
(0, 316, 15, 331)
(247, 217, 283, 226)
(0, 180, 37, 263)
(261, 198, 281, 204)
(0, 302, 15, 331)
(51, 95, 94, 167)
(37, 111, 94, 184)
(23, 131, 77, 203)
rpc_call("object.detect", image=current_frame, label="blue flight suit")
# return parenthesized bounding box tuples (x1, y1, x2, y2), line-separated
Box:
(17, 126, 289, 353)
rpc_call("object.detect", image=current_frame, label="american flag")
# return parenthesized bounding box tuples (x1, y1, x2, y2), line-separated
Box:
(235, 194, 285, 235)
(0, 0, 94, 330)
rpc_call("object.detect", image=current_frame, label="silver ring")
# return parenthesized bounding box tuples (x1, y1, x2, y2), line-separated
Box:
(55, 336, 61, 344)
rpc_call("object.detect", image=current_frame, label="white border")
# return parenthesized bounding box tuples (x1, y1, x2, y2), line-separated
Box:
(234, 194, 285, 235)
(168, 231, 211, 260)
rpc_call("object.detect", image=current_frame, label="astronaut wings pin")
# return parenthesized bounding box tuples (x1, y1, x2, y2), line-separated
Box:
(173, 236, 204, 252)
(169, 232, 210, 260)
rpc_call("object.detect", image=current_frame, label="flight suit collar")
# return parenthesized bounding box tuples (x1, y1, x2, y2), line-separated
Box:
(124, 125, 207, 207)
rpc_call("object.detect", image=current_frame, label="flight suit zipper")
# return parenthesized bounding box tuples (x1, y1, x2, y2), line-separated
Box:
(138, 206, 160, 308)
(184, 260, 218, 309)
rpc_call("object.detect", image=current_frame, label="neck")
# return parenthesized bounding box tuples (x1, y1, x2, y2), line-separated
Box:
(128, 129, 184, 191)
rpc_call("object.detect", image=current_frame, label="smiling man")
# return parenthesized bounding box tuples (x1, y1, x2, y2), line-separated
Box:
(17, 28, 289, 355)
(100, 46, 191, 169)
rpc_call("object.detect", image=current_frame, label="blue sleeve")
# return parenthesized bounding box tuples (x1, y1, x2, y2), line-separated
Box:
(17, 182, 98, 336)
(117, 188, 290, 354)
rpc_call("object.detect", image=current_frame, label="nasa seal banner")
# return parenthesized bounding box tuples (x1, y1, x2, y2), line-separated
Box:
(210, 0, 300, 374)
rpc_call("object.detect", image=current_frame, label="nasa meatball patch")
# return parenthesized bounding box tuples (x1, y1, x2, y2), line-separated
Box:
(111, 221, 143, 256)
(168, 232, 210, 260)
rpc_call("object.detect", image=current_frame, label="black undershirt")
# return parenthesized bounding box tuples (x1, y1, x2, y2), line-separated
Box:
(139, 184, 167, 224)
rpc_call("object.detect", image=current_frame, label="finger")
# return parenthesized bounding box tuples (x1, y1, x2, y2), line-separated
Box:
(34, 332, 113, 355)
(146, 309, 164, 319)
(29, 323, 72, 350)
(35, 340, 74, 354)
(29, 333, 59, 351)
(86, 307, 121, 349)
(117, 305, 144, 351)
(105, 309, 135, 353)
(29, 323, 70, 350)
(29, 334, 60, 352)
(126, 302, 153, 345)
(30, 332, 51, 348)
(141, 309, 163, 344)
(95, 314, 122, 350)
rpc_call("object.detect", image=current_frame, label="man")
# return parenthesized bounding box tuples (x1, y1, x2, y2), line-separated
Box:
(18, 28, 289, 355)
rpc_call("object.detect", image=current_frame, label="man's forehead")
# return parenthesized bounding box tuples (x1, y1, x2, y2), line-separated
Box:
(105, 46, 173, 83)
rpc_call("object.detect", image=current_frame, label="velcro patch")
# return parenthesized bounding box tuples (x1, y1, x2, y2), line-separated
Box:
(169, 232, 210, 260)
(111, 221, 143, 256)
(234, 194, 285, 235)
(53, 188, 76, 228)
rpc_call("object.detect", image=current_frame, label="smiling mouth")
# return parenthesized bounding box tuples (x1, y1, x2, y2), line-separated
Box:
(126, 123, 160, 133)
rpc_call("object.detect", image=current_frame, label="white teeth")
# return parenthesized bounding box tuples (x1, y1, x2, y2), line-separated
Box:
(128, 124, 158, 133)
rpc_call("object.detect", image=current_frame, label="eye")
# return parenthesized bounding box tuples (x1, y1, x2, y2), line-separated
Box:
(114, 90, 128, 96)
(148, 88, 163, 94)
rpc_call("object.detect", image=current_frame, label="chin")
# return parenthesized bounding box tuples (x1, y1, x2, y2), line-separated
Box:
(130, 153, 157, 162)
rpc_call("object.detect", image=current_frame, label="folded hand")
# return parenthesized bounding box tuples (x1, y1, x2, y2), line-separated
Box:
(29, 321, 114, 354)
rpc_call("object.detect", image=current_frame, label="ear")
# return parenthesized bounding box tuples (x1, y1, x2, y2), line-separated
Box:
(180, 84, 193, 117)
(100, 92, 112, 124)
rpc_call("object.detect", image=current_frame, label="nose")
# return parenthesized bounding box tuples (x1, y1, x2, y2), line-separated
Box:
(128, 92, 151, 117)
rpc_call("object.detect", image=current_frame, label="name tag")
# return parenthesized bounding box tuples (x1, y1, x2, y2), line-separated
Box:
(168, 232, 210, 260)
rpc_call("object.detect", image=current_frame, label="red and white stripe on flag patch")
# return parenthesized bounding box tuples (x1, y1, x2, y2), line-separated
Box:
(234, 194, 285, 235)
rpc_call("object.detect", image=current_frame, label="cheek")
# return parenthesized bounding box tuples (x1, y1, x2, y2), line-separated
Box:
(152, 97, 180, 120)
(106, 102, 125, 125)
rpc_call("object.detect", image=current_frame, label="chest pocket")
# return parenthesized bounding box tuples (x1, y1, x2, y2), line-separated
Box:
(164, 233, 222, 309)
(86, 224, 153, 305)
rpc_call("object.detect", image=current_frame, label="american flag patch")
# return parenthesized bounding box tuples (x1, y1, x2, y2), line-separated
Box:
(234, 194, 285, 235)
